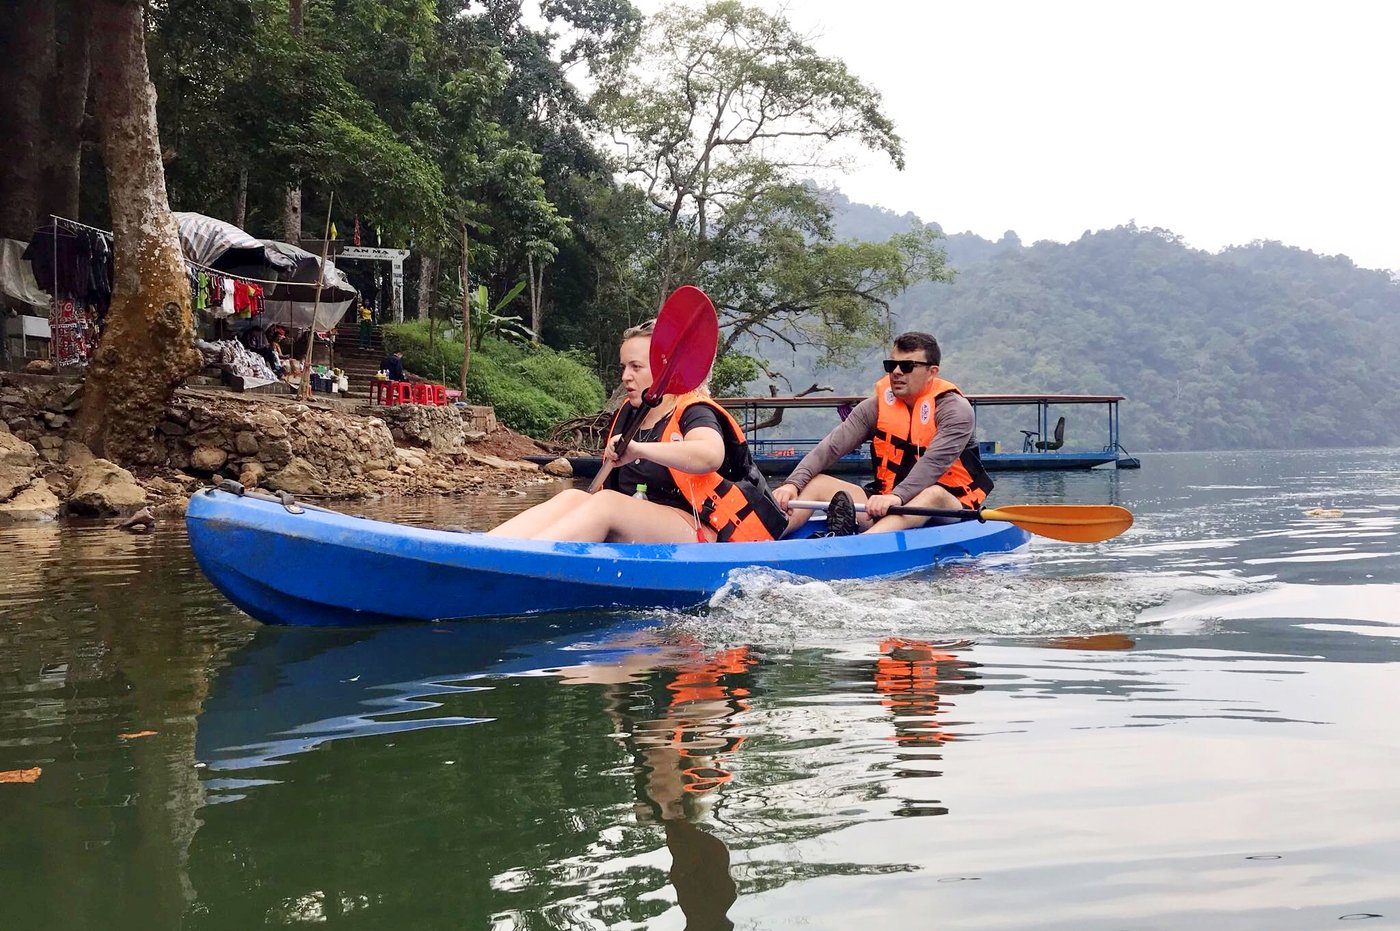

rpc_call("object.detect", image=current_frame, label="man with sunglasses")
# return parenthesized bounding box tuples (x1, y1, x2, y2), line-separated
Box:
(772, 331, 994, 536)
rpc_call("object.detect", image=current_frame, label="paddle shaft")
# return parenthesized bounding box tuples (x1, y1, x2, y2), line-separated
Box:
(587, 394, 664, 493)
(788, 498, 1134, 543)
(790, 499, 985, 522)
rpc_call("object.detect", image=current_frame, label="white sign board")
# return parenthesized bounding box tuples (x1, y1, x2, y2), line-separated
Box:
(338, 246, 412, 321)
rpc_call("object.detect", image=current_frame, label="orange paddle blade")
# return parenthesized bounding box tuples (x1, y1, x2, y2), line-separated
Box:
(981, 504, 1134, 544)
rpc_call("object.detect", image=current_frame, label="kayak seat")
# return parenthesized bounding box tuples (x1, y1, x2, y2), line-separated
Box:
(1020, 416, 1065, 452)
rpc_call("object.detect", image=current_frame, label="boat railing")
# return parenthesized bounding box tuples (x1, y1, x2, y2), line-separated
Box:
(719, 392, 1135, 467)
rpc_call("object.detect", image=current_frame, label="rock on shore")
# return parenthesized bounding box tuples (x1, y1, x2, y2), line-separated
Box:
(0, 373, 561, 523)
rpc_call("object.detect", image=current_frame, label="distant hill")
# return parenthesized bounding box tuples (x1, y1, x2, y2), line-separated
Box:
(756, 193, 1400, 453)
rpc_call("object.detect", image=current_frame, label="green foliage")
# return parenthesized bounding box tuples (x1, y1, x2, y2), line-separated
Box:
(817, 210, 1400, 453)
(295, 104, 447, 227)
(595, 2, 943, 377)
(382, 321, 604, 437)
(708, 352, 763, 397)
(471, 280, 532, 348)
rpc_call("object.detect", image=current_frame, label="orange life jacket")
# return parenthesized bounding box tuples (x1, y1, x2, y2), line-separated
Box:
(874, 638, 960, 746)
(606, 395, 784, 542)
(629, 643, 755, 797)
(870, 374, 994, 507)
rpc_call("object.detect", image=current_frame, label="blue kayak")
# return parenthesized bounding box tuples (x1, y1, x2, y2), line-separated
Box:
(185, 487, 1030, 626)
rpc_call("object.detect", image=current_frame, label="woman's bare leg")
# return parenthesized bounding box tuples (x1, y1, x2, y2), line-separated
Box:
(539, 490, 714, 543)
(486, 488, 591, 538)
(781, 474, 869, 536)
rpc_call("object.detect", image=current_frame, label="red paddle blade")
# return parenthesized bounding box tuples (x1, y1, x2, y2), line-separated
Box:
(648, 285, 719, 400)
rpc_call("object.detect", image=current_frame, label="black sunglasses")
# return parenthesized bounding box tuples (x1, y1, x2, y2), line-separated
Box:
(883, 359, 933, 374)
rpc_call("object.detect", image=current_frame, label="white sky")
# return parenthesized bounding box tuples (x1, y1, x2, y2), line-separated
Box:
(630, 0, 1400, 271)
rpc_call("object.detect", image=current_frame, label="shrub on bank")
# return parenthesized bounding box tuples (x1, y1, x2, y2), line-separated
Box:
(381, 322, 605, 438)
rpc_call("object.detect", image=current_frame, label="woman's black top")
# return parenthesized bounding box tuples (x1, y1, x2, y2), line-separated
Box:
(604, 405, 725, 513)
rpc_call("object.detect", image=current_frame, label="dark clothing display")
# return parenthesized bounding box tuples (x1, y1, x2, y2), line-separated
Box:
(23, 223, 114, 315)
(24, 226, 89, 301)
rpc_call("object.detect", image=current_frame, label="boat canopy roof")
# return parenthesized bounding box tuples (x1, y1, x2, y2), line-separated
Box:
(716, 392, 1126, 409)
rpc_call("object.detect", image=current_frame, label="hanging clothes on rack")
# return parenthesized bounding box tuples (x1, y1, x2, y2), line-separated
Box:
(50, 298, 86, 367)
(219, 277, 235, 317)
(85, 228, 113, 317)
(23, 223, 88, 300)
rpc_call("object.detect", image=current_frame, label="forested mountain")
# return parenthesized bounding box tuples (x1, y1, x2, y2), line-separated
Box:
(761, 194, 1400, 453)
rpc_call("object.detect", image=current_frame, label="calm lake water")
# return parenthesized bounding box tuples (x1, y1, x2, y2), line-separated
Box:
(3, 449, 1399, 930)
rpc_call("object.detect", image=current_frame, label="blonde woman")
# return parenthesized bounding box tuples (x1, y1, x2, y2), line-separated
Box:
(487, 321, 785, 543)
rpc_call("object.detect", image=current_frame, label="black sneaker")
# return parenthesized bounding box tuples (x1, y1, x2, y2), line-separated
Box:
(825, 491, 858, 537)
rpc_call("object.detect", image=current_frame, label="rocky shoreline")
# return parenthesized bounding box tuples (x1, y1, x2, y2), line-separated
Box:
(1, 372, 571, 525)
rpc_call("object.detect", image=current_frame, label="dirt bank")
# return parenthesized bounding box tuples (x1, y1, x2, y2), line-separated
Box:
(1, 372, 566, 523)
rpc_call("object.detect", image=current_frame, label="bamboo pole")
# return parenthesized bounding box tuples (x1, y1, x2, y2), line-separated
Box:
(298, 191, 334, 400)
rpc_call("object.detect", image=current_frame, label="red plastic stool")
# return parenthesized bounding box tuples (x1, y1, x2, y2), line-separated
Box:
(431, 384, 447, 405)
(409, 382, 434, 405)
(373, 380, 411, 405)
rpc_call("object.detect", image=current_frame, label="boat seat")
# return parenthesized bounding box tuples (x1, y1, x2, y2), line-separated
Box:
(1020, 416, 1066, 452)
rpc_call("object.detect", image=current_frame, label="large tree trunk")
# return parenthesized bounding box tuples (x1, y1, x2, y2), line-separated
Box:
(283, 186, 302, 242)
(0, 0, 56, 240)
(42, 2, 92, 221)
(527, 253, 543, 343)
(417, 253, 437, 321)
(283, 0, 304, 243)
(76, 0, 200, 464)
(233, 165, 248, 228)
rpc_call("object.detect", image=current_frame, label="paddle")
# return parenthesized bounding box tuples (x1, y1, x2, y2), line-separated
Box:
(588, 285, 720, 493)
(789, 499, 1134, 544)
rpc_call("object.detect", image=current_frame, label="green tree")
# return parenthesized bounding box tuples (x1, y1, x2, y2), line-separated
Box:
(594, 0, 949, 388)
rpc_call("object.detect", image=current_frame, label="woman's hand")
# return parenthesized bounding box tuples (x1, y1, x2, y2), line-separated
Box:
(604, 434, 648, 465)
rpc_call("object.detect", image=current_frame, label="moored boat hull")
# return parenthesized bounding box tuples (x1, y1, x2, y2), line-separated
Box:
(186, 488, 1030, 627)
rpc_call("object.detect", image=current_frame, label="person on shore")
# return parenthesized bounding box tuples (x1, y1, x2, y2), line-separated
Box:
(771, 331, 994, 537)
(358, 304, 374, 349)
(487, 321, 786, 544)
(379, 349, 421, 383)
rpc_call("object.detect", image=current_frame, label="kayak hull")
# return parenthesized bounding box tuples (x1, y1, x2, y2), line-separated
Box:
(185, 488, 1030, 626)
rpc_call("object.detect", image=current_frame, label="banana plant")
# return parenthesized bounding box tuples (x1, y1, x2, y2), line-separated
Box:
(469, 279, 534, 350)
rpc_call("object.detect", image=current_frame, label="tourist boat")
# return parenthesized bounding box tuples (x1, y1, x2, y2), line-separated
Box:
(528, 392, 1141, 478)
(185, 486, 1029, 627)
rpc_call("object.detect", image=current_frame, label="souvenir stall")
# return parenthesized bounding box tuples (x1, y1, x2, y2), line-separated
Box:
(18, 213, 358, 394)
(255, 239, 357, 394)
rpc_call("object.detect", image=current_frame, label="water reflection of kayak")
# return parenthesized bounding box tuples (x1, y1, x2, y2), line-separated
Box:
(185, 488, 1029, 627)
(196, 615, 661, 773)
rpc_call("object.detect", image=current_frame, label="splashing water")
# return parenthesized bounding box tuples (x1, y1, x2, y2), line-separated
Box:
(692, 565, 1265, 645)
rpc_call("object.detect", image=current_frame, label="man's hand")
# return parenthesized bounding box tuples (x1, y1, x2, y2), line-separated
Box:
(772, 482, 800, 513)
(864, 494, 902, 520)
